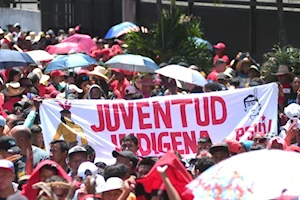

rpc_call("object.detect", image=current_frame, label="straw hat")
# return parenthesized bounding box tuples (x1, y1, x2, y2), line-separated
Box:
(2, 82, 25, 97)
(272, 65, 294, 76)
(25, 32, 40, 43)
(236, 57, 250, 72)
(89, 66, 108, 80)
(32, 68, 50, 84)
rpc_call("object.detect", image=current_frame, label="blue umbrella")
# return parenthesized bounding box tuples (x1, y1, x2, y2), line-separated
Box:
(104, 21, 137, 39)
(0, 49, 35, 69)
(191, 37, 213, 51)
(45, 53, 97, 72)
(105, 54, 159, 73)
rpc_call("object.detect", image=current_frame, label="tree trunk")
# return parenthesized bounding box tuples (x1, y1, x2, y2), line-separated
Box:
(157, 0, 162, 21)
(276, 0, 288, 46)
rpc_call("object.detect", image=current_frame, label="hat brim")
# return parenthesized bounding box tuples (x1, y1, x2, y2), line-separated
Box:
(2, 88, 25, 97)
(89, 72, 108, 80)
(209, 146, 229, 155)
(0, 166, 13, 173)
(7, 146, 21, 153)
(40, 74, 50, 84)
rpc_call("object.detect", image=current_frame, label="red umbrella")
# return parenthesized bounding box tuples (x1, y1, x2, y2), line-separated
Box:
(46, 42, 88, 55)
(62, 33, 97, 53)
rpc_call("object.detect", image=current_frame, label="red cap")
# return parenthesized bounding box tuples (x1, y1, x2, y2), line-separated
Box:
(225, 140, 241, 154)
(50, 70, 66, 77)
(77, 69, 89, 76)
(213, 42, 226, 50)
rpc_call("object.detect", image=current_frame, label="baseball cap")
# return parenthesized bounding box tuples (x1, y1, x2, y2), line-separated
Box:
(209, 143, 229, 155)
(100, 177, 124, 193)
(68, 84, 83, 93)
(112, 150, 139, 167)
(0, 159, 14, 172)
(125, 85, 137, 95)
(214, 59, 226, 65)
(77, 69, 90, 76)
(225, 140, 241, 154)
(0, 115, 5, 127)
(217, 73, 228, 81)
(50, 70, 66, 77)
(13, 23, 20, 28)
(68, 146, 87, 156)
(77, 161, 98, 180)
(213, 42, 226, 49)
(249, 65, 260, 72)
(0, 136, 20, 153)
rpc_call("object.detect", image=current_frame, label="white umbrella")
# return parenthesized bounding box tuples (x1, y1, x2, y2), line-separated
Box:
(155, 64, 207, 86)
(26, 50, 54, 62)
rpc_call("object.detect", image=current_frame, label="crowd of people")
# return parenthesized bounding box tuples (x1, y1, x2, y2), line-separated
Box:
(0, 23, 299, 200)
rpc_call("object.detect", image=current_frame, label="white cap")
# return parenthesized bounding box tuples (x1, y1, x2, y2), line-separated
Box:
(284, 103, 300, 119)
(77, 161, 98, 180)
(68, 84, 83, 93)
(125, 85, 137, 95)
(100, 177, 124, 193)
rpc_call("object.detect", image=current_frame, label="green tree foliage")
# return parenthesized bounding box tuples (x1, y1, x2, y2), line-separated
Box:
(125, 0, 212, 72)
(262, 45, 300, 81)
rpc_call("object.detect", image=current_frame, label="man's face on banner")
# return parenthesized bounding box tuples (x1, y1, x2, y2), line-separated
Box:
(245, 100, 260, 117)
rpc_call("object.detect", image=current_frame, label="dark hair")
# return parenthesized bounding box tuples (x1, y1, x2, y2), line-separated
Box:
(7, 67, 21, 83)
(229, 77, 240, 88)
(50, 140, 69, 152)
(198, 137, 212, 144)
(191, 86, 203, 93)
(138, 158, 155, 168)
(250, 144, 266, 151)
(31, 124, 42, 135)
(40, 164, 59, 174)
(194, 157, 215, 173)
(12, 120, 25, 128)
(132, 93, 143, 100)
(103, 164, 129, 181)
(121, 135, 138, 146)
(27, 72, 40, 85)
(12, 106, 23, 115)
(83, 144, 95, 160)
(45, 175, 67, 183)
(204, 82, 222, 92)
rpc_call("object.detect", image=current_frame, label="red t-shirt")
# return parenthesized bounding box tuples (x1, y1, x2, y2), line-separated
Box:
(110, 79, 130, 99)
(214, 54, 230, 65)
(207, 69, 219, 82)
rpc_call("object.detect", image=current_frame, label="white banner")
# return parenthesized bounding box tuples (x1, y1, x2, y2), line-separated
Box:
(40, 83, 278, 163)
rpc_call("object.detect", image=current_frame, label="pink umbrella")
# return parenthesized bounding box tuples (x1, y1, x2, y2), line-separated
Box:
(62, 34, 97, 53)
(46, 42, 88, 55)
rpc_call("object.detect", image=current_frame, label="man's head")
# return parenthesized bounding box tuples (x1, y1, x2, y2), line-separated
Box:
(214, 59, 226, 73)
(217, 73, 229, 86)
(83, 144, 96, 163)
(209, 143, 230, 164)
(20, 78, 33, 94)
(39, 164, 59, 182)
(10, 125, 32, 154)
(197, 137, 212, 154)
(0, 136, 21, 159)
(193, 157, 215, 178)
(6, 114, 18, 130)
(50, 70, 65, 85)
(248, 65, 260, 79)
(0, 115, 6, 135)
(276, 65, 293, 84)
(120, 135, 139, 153)
(0, 160, 15, 190)
(111, 69, 125, 81)
(31, 124, 44, 149)
(204, 82, 222, 93)
(27, 72, 40, 88)
(14, 23, 21, 32)
(68, 146, 88, 173)
(50, 140, 69, 164)
(137, 158, 155, 178)
(101, 177, 124, 200)
(45, 176, 69, 200)
(112, 150, 138, 173)
(104, 163, 129, 181)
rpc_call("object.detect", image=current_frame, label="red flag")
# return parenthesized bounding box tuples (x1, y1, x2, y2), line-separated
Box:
(136, 151, 193, 200)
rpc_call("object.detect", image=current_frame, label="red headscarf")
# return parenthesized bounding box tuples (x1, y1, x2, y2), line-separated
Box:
(21, 160, 71, 200)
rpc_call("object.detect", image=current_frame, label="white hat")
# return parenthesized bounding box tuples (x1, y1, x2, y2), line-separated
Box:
(100, 177, 124, 193)
(125, 85, 137, 95)
(68, 84, 83, 93)
(77, 161, 98, 180)
(284, 103, 300, 119)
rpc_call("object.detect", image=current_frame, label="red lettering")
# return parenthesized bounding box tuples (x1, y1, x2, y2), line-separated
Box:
(158, 132, 170, 153)
(211, 96, 227, 125)
(91, 105, 105, 132)
(183, 131, 197, 154)
(136, 102, 152, 129)
(267, 119, 272, 133)
(171, 99, 193, 127)
(137, 133, 151, 156)
(104, 104, 120, 131)
(194, 97, 210, 126)
(110, 135, 120, 151)
(151, 133, 159, 154)
(170, 132, 184, 154)
(199, 130, 210, 139)
(153, 100, 172, 129)
(235, 128, 245, 141)
(119, 102, 134, 129)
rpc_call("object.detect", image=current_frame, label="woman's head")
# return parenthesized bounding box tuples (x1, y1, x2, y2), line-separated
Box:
(8, 67, 22, 83)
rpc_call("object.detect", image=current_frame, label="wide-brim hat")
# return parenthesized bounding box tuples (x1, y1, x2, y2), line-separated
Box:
(272, 65, 294, 76)
(32, 68, 50, 84)
(2, 82, 25, 97)
(236, 57, 251, 72)
(89, 66, 108, 80)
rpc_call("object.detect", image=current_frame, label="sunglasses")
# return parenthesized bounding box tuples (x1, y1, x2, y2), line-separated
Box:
(81, 76, 90, 81)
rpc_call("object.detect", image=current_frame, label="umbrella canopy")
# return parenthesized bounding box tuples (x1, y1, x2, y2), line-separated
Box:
(105, 54, 159, 73)
(104, 21, 138, 39)
(184, 150, 300, 200)
(0, 49, 35, 69)
(46, 42, 88, 55)
(192, 37, 213, 51)
(26, 50, 54, 62)
(45, 53, 97, 72)
(62, 34, 97, 53)
(155, 65, 207, 86)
